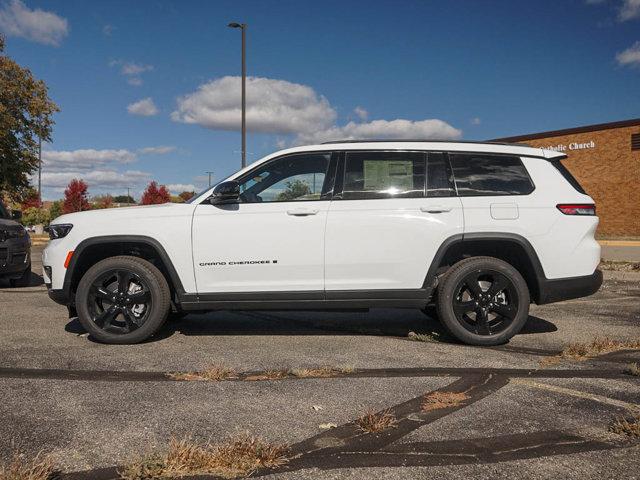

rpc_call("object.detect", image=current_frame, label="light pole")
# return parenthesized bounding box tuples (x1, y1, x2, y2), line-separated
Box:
(38, 137, 42, 207)
(205, 171, 214, 187)
(228, 22, 247, 169)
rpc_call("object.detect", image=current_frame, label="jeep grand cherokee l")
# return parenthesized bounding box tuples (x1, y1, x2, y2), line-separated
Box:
(42, 141, 602, 345)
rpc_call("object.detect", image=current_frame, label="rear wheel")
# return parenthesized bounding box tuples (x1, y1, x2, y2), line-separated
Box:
(76, 256, 170, 344)
(436, 256, 529, 346)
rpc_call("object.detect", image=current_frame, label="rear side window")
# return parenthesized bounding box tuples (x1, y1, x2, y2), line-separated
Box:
(426, 152, 456, 197)
(550, 159, 587, 195)
(342, 151, 425, 200)
(450, 154, 534, 196)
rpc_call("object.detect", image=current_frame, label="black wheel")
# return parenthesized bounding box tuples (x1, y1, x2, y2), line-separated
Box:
(436, 257, 530, 346)
(75, 256, 170, 344)
(9, 263, 31, 287)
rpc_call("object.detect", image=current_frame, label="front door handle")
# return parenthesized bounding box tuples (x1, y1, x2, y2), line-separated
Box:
(286, 208, 319, 216)
(420, 206, 452, 213)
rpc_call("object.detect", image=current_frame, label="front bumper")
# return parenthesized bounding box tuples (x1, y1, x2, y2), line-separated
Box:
(0, 236, 31, 278)
(47, 288, 70, 306)
(537, 269, 603, 305)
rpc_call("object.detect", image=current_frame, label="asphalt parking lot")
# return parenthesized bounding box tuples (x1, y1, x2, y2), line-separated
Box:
(0, 245, 638, 479)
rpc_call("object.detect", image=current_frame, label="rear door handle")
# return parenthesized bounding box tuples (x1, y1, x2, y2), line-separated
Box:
(286, 208, 319, 216)
(420, 206, 452, 213)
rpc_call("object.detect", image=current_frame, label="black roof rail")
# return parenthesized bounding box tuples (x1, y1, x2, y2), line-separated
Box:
(320, 139, 532, 147)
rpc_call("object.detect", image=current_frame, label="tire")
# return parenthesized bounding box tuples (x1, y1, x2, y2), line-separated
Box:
(9, 263, 31, 287)
(436, 256, 530, 346)
(75, 256, 170, 344)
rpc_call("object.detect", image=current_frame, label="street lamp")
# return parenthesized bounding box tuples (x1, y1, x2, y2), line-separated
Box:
(228, 21, 247, 169)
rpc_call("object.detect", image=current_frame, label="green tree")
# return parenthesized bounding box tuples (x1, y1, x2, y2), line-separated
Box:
(113, 194, 135, 204)
(0, 35, 59, 200)
(49, 200, 62, 221)
(276, 179, 311, 201)
(22, 207, 50, 226)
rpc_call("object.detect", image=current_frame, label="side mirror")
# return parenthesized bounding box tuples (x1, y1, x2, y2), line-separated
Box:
(208, 180, 240, 205)
(11, 210, 22, 221)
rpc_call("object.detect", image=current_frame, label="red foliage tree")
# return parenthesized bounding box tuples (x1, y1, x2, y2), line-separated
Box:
(63, 179, 90, 214)
(178, 191, 195, 202)
(21, 189, 40, 209)
(141, 181, 170, 205)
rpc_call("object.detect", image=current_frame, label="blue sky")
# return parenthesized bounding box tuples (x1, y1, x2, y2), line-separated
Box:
(1, 0, 639, 200)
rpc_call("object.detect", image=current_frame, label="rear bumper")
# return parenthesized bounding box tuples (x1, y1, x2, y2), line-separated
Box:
(537, 269, 603, 305)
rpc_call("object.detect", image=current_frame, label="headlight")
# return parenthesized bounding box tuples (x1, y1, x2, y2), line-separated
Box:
(45, 224, 73, 239)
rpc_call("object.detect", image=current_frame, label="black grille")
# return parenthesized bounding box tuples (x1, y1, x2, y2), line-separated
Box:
(632, 133, 640, 151)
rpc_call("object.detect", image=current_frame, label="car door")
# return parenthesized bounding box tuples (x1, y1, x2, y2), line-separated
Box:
(324, 150, 464, 292)
(192, 152, 335, 294)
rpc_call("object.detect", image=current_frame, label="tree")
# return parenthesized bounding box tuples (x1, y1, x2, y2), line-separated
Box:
(20, 188, 40, 210)
(92, 194, 114, 209)
(63, 179, 90, 213)
(49, 200, 63, 220)
(0, 35, 59, 200)
(22, 206, 49, 226)
(178, 191, 195, 202)
(141, 181, 170, 205)
(276, 179, 311, 201)
(113, 194, 135, 204)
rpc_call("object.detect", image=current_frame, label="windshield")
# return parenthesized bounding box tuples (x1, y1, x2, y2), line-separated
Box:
(0, 201, 9, 219)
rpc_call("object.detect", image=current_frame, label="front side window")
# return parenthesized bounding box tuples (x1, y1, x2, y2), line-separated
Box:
(237, 153, 331, 203)
(341, 151, 425, 200)
(450, 154, 534, 196)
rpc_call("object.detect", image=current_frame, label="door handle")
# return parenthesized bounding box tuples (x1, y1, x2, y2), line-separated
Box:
(286, 208, 319, 216)
(420, 206, 452, 213)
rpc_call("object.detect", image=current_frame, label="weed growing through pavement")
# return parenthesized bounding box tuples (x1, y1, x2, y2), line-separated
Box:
(355, 409, 398, 433)
(119, 435, 289, 479)
(540, 337, 640, 367)
(407, 331, 445, 343)
(623, 363, 640, 376)
(609, 415, 640, 438)
(167, 365, 237, 381)
(0, 451, 58, 480)
(421, 391, 469, 412)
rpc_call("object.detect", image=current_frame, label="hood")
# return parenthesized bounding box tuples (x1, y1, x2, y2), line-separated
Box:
(51, 202, 193, 226)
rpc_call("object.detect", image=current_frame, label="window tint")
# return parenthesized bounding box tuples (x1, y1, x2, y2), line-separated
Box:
(342, 151, 425, 200)
(450, 154, 534, 196)
(237, 153, 331, 203)
(426, 152, 456, 197)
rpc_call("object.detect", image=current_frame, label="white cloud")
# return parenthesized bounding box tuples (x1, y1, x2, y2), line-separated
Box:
(41, 170, 151, 189)
(102, 24, 114, 36)
(138, 145, 175, 155)
(619, 0, 640, 21)
(353, 106, 368, 121)
(127, 97, 159, 116)
(616, 41, 640, 66)
(471, 117, 481, 125)
(42, 149, 137, 172)
(171, 76, 337, 134)
(173, 75, 461, 145)
(166, 183, 197, 193)
(0, 0, 68, 46)
(295, 119, 462, 145)
(109, 60, 154, 86)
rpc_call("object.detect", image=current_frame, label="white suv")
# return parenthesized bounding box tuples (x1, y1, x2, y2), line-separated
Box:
(43, 141, 602, 346)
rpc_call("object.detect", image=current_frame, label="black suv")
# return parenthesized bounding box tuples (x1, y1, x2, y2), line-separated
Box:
(0, 200, 31, 287)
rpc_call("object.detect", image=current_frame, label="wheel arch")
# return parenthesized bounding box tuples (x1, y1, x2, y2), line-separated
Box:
(63, 235, 186, 304)
(424, 233, 547, 304)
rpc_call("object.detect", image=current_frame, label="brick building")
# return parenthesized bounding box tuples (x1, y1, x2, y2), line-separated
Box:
(493, 118, 640, 238)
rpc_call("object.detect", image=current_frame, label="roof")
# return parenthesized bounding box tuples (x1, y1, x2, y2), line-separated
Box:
(321, 139, 530, 147)
(491, 118, 640, 143)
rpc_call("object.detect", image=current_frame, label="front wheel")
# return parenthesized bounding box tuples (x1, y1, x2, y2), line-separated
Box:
(76, 256, 170, 344)
(436, 257, 530, 346)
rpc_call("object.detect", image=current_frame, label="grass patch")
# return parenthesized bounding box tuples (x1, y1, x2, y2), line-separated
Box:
(119, 435, 289, 479)
(609, 415, 640, 438)
(355, 409, 397, 433)
(407, 331, 445, 343)
(623, 363, 640, 376)
(421, 391, 469, 412)
(599, 260, 640, 272)
(167, 365, 236, 382)
(540, 337, 640, 366)
(244, 369, 289, 381)
(0, 452, 58, 480)
(289, 366, 352, 378)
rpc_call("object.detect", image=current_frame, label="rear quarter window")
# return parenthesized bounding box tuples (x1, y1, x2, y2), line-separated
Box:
(449, 153, 535, 196)
(550, 158, 587, 195)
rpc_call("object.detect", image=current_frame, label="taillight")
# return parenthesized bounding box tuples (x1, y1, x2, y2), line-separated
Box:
(556, 204, 596, 216)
